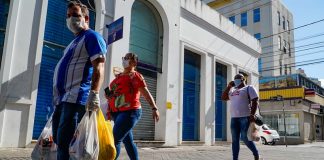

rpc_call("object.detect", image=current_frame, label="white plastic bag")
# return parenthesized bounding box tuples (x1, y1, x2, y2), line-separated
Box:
(69, 111, 99, 160)
(31, 114, 57, 160)
(247, 122, 260, 142)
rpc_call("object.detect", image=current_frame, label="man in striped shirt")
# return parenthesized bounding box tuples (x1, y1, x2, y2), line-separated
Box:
(51, 2, 107, 159)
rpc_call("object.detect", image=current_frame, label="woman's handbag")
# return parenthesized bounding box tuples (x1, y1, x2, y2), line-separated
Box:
(254, 114, 263, 126)
(247, 86, 264, 126)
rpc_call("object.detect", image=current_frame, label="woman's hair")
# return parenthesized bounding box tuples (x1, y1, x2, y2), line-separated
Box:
(126, 52, 138, 63)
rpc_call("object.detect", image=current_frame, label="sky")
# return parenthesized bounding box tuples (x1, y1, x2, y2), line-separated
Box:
(282, 0, 324, 86)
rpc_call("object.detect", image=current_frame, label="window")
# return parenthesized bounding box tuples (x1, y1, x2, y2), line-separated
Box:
(287, 20, 290, 32)
(279, 60, 282, 75)
(241, 12, 247, 27)
(278, 36, 281, 50)
(254, 33, 261, 40)
(285, 64, 288, 75)
(283, 40, 287, 53)
(277, 11, 280, 25)
(289, 67, 292, 74)
(282, 16, 286, 30)
(253, 8, 260, 23)
(263, 114, 300, 137)
(288, 42, 291, 56)
(229, 16, 235, 24)
(258, 58, 262, 72)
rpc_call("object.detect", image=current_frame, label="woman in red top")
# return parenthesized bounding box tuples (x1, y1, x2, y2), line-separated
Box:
(105, 53, 159, 160)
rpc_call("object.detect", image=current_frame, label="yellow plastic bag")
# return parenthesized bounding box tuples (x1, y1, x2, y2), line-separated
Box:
(97, 109, 116, 160)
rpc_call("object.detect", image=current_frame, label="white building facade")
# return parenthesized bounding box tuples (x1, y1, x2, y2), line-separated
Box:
(206, 0, 295, 77)
(0, 0, 260, 147)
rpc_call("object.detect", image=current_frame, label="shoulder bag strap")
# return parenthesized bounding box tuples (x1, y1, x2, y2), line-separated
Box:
(247, 85, 262, 115)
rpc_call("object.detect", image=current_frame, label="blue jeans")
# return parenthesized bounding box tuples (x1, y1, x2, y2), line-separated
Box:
(52, 102, 86, 160)
(231, 117, 259, 160)
(111, 109, 142, 160)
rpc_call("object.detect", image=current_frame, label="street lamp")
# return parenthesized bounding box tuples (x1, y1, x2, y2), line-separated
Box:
(270, 95, 288, 147)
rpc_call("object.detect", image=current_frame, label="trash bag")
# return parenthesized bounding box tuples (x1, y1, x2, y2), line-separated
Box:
(69, 111, 99, 160)
(247, 122, 260, 142)
(97, 109, 116, 160)
(31, 114, 57, 160)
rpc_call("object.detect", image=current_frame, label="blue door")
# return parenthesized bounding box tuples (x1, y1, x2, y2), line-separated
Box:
(33, 0, 96, 139)
(215, 62, 227, 140)
(182, 49, 200, 141)
(129, 0, 163, 140)
(0, 0, 10, 69)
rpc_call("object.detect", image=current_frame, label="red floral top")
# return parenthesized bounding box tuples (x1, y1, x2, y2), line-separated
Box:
(107, 71, 146, 112)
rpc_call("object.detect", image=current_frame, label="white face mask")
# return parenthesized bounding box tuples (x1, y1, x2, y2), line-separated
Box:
(122, 59, 130, 69)
(66, 16, 85, 34)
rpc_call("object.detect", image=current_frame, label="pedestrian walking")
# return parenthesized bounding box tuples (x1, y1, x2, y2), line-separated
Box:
(221, 74, 260, 160)
(51, 1, 107, 160)
(105, 52, 160, 160)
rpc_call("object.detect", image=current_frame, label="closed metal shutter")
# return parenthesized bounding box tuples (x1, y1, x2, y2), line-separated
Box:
(33, 0, 96, 139)
(133, 68, 157, 140)
(0, 0, 10, 69)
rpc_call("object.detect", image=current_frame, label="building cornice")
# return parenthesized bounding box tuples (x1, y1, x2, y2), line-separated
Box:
(180, 7, 261, 58)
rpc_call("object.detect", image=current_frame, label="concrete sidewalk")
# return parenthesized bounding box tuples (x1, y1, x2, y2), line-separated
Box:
(1, 142, 324, 160)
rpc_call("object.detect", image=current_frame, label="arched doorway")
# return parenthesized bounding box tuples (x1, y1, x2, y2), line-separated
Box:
(129, 0, 163, 140)
(0, 0, 10, 70)
(33, 0, 97, 139)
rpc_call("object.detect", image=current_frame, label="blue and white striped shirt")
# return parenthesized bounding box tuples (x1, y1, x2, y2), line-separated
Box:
(53, 29, 107, 106)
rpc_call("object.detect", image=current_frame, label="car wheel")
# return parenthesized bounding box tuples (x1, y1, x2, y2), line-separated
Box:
(261, 137, 268, 145)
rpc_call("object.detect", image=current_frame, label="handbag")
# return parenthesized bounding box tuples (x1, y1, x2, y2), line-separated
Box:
(247, 86, 263, 126)
(254, 114, 263, 126)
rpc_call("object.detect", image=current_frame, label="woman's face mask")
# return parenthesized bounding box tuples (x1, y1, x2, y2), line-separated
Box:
(122, 59, 130, 69)
(66, 16, 85, 34)
(234, 79, 242, 87)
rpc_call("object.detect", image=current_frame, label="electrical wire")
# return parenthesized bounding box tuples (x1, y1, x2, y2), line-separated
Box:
(221, 0, 263, 15)
(261, 32, 324, 50)
(261, 59, 324, 72)
(224, 0, 273, 19)
(260, 45, 324, 58)
(262, 57, 324, 70)
(261, 41, 324, 55)
(260, 50, 324, 65)
(259, 18, 324, 40)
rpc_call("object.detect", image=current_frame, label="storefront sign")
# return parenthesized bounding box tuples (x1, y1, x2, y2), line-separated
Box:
(106, 17, 123, 45)
(311, 103, 321, 109)
(305, 88, 315, 97)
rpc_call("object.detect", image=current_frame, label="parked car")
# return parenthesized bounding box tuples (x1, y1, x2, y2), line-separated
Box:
(258, 124, 280, 145)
